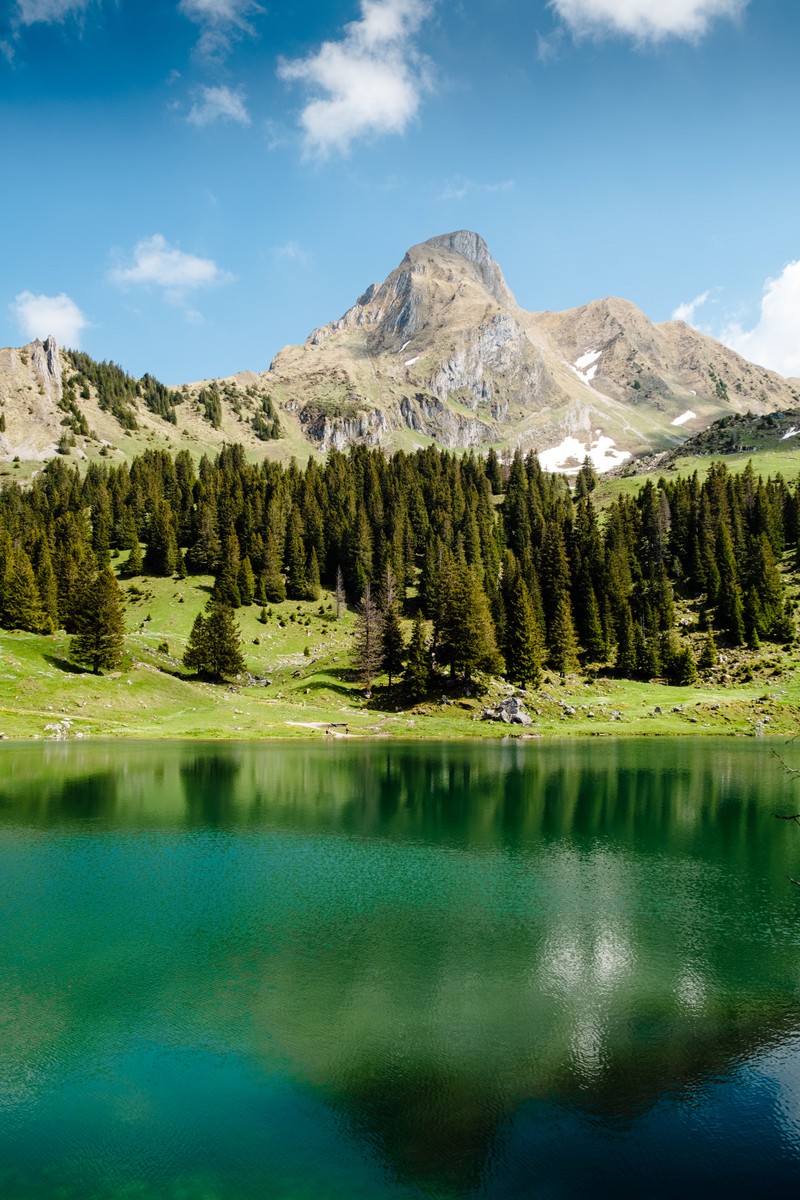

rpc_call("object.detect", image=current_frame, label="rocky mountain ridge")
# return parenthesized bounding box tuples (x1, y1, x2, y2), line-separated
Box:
(266, 231, 800, 468)
(2, 232, 799, 474)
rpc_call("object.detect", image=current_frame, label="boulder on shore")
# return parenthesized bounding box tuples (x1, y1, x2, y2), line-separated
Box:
(481, 696, 533, 726)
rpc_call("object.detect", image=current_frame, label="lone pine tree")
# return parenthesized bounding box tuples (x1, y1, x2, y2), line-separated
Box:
(70, 564, 125, 674)
(183, 600, 245, 682)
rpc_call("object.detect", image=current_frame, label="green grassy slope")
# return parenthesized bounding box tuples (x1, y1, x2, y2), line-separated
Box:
(2, 570, 800, 742)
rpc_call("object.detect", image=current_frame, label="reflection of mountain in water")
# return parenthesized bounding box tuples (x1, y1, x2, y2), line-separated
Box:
(1, 739, 799, 1193)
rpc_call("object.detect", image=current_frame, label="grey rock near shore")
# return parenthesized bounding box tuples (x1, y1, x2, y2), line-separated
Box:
(481, 696, 533, 725)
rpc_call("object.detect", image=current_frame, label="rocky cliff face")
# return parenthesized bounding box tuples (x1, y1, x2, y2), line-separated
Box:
(266, 232, 800, 469)
(3, 234, 799, 474)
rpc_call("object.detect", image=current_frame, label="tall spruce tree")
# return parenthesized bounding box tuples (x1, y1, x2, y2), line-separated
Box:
(33, 538, 59, 633)
(183, 600, 245, 682)
(213, 532, 242, 608)
(2, 549, 46, 632)
(501, 554, 543, 689)
(380, 567, 405, 688)
(143, 499, 178, 576)
(548, 594, 579, 676)
(69, 565, 125, 674)
(436, 558, 503, 683)
(354, 582, 384, 696)
(403, 612, 431, 699)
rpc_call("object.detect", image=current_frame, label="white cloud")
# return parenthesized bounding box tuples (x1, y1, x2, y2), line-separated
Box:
(178, 0, 263, 59)
(12, 290, 89, 347)
(273, 241, 312, 265)
(14, 0, 89, 24)
(278, 0, 433, 158)
(439, 176, 515, 202)
(109, 234, 232, 306)
(187, 84, 250, 127)
(672, 289, 711, 323)
(549, 0, 747, 43)
(721, 261, 800, 378)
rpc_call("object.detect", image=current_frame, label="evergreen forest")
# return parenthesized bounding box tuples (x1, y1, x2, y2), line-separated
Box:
(0, 442, 797, 692)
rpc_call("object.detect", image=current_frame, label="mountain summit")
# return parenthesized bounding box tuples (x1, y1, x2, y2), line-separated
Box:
(2, 233, 798, 473)
(265, 231, 798, 468)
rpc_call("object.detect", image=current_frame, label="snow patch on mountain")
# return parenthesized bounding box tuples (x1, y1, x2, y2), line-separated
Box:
(539, 434, 630, 474)
(573, 349, 602, 385)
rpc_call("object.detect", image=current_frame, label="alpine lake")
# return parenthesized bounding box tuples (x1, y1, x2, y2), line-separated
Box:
(2, 737, 800, 1198)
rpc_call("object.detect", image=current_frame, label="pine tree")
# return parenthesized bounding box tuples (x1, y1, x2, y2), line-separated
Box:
(143, 499, 178, 576)
(335, 565, 346, 620)
(501, 555, 543, 689)
(380, 569, 405, 688)
(33, 538, 59, 633)
(262, 532, 286, 603)
(69, 565, 125, 674)
(613, 602, 638, 678)
(183, 600, 245, 682)
(403, 611, 431, 699)
(2, 549, 45, 632)
(574, 456, 598, 498)
(716, 523, 745, 645)
(185, 505, 221, 574)
(698, 629, 718, 669)
(213, 532, 242, 608)
(284, 508, 309, 600)
(354, 581, 384, 696)
(548, 594, 579, 676)
(436, 558, 503, 682)
(304, 546, 321, 601)
(121, 518, 143, 577)
(237, 556, 255, 606)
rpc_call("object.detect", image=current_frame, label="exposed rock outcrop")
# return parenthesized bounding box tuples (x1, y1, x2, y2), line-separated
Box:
(265, 231, 800, 467)
(30, 336, 63, 404)
(3, 233, 800, 471)
(481, 696, 533, 725)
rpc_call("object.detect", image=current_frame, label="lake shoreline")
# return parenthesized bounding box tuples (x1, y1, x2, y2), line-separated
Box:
(2, 625, 796, 743)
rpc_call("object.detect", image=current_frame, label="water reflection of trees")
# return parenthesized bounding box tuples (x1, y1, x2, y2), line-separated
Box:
(1, 739, 799, 1193)
(180, 752, 242, 827)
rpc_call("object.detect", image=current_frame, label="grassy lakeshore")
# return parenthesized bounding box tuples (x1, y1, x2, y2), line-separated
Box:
(1, 573, 799, 742)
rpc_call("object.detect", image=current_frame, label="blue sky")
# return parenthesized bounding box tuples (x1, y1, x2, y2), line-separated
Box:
(2, 0, 799, 382)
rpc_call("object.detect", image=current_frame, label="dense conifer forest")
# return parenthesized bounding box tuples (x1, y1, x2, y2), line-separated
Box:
(0, 442, 797, 690)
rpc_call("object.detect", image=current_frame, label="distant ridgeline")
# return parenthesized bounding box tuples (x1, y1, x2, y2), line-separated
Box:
(0, 443, 797, 687)
(63, 351, 281, 440)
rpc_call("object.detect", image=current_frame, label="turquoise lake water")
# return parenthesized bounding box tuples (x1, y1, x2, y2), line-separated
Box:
(1, 738, 800, 1197)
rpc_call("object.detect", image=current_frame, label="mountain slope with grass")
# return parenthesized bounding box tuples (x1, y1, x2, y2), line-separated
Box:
(3, 234, 799, 477)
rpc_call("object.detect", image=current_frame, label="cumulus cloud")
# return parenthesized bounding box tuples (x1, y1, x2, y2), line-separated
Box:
(549, 0, 748, 43)
(109, 234, 232, 306)
(14, 0, 90, 24)
(721, 261, 800, 378)
(179, 0, 263, 59)
(12, 290, 89, 347)
(278, 0, 433, 158)
(187, 84, 250, 127)
(671, 290, 711, 323)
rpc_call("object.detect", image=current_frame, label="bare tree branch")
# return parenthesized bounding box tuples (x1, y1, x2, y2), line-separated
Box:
(770, 748, 800, 778)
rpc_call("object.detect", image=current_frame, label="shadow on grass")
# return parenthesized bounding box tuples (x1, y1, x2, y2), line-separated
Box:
(300, 667, 358, 699)
(43, 653, 88, 676)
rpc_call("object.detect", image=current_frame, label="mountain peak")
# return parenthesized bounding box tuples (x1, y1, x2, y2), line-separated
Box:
(408, 230, 513, 306)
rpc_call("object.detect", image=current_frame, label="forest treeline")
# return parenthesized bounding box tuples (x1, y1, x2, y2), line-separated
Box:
(0, 442, 797, 687)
